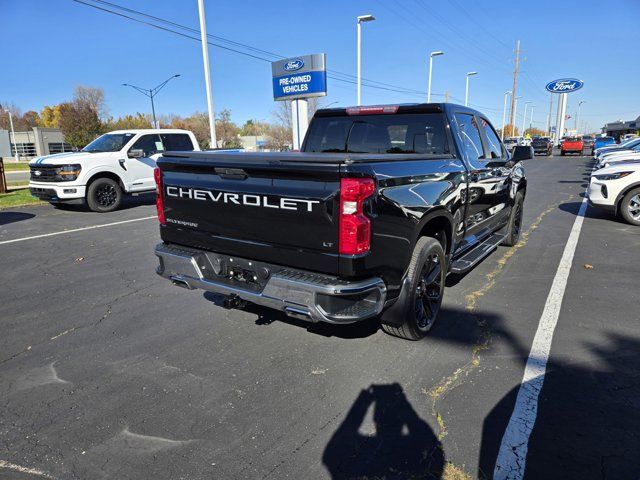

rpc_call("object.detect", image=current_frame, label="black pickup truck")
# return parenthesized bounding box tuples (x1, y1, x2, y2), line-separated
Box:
(153, 103, 532, 340)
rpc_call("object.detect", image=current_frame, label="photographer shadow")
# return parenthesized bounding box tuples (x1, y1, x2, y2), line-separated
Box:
(322, 383, 444, 479)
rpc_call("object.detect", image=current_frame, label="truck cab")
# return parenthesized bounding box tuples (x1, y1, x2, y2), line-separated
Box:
(29, 129, 199, 212)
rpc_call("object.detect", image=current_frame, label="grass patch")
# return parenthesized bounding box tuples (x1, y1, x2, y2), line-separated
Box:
(0, 188, 43, 209)
(443, 462, 471, 480)
(2, 161, 30, 172)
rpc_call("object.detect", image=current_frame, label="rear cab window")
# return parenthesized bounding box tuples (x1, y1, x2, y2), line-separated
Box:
(304, 113, 450, 155)
(161, 133, 195, 151)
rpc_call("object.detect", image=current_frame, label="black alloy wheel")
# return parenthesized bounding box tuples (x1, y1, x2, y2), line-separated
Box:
(414, 252, 443, 331)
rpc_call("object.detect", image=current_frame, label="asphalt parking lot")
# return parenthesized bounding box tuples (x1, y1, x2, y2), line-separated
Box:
(1, 154, 639, 479)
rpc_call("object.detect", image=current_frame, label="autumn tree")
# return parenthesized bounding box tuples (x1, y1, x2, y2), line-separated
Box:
(39, 105, 62, 128)
(240, 119, 269, 137)
(170, 112, 210, 149)
(214, 109, 241, 148)
(524, 127, 546, 137)
(58, 102, 103, 148)
(265, 124, 291, 151)
(104, 113, 152, 130)
(74, 86, 107, 119)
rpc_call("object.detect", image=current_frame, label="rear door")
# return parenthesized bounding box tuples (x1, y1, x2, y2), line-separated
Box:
(454, 113, 511, 241)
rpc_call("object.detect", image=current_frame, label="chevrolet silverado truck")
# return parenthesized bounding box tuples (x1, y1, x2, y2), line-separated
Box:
(29, 129, 199, 212)
(153, 104, 532, 340)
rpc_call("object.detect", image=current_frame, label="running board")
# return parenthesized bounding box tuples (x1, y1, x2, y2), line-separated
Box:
(449, 233, 505, 274)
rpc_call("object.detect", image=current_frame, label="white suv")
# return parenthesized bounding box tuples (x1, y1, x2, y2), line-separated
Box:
(588, 161, 640, 226)
(29, 129, 199, 212)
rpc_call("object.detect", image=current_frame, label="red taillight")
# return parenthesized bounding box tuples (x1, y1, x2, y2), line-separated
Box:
(339, 177, 375, 255)
(154, 167, 165, 225)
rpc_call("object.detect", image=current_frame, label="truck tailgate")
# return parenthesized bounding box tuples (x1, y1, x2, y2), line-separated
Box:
(157, 152, 342, 275)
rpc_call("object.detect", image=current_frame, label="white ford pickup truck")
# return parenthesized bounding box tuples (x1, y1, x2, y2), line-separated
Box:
(29, 129, 200, 212)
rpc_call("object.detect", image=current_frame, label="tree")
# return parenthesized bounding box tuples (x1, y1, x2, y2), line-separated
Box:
(104, 113, 152, 130)
(240, 119, 269, 137)
(524, 127, 545, 137)
(58, 102, 103, 148)
(215, 109, 241, 148)
(73, 86, 107, 119)
(23, 111, 40, 128)
(499, 124, 519, 138)
(265, 124, 292, 151)
(170, 112, 210, 149)
(39, 105, 62, 128)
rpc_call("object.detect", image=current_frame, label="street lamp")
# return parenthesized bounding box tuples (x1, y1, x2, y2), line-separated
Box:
(2, 108, 19, 162)
(512, 96, 522, 136)
(356, 14, 375, 106)
(521, 101, 532, 137)
(501, 91, 512, 141)
(528, 104, 535, 133)
(464, 71, 477, 107)
(576, 101, 586, 132)
(122, 74, 181, 128)
(427, 51, 444, 103)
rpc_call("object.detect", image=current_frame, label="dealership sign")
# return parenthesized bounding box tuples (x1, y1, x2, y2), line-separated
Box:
(545, 78, 584, 93)
(272, 53, 327, 101)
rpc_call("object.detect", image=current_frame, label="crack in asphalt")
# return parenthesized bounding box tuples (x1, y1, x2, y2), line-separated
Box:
(424, 196, 573, 444)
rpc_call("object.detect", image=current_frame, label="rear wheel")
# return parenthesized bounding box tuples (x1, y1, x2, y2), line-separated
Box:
(381, 237, 446, 340)
(86, 178, 122, 213)
(620, 187, 640, 226)
(502, 191, 524, 247)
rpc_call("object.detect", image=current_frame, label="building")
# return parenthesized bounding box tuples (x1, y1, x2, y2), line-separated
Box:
(603, 115, 640, 140)
(0, 127, 72, 161)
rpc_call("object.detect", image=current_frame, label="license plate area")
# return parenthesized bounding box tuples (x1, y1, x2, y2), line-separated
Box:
(198, 252, 270, 291)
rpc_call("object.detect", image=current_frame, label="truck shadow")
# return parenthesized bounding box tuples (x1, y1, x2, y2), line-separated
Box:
(478, 332, 640, 479)
(0, 211, 35, 226)
(322, 383, 444, 479)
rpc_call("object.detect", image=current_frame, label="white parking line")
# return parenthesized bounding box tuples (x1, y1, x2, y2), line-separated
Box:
(493, 196, 589, 480)
(0, 216, 156, 245)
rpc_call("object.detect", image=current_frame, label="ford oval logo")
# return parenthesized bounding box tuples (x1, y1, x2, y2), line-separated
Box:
(545, 78, 584, 93)
(34, 170, 41, 176)
(284, 59, 304, 71)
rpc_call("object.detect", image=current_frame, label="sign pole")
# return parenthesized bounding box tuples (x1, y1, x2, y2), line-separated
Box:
(555, 93, 567, 145)
(291, 99, 309, 151)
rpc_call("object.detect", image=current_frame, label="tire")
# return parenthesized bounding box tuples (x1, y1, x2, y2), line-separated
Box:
(86, 177, 123, 212)
(619, 187, 640, 226)
(502, 191, 524, 247)
(381, 237, 446, 340)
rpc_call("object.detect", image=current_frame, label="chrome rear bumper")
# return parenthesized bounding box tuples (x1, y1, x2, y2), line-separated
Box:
(155, 243, 386, 324)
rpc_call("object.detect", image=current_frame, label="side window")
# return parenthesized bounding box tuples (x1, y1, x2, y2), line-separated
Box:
(130, 134, 163, 157)
(455, 113, 485, 160)
(480, 118, 504, 158)
(161, 133, 195, 151)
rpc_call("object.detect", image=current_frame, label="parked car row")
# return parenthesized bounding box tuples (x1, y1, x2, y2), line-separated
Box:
(588, 136, 640, 226)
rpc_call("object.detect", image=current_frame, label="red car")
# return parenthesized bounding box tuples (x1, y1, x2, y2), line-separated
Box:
(561, 137, 584, 155)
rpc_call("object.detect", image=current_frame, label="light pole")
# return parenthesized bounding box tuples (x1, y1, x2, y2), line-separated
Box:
(357, 14, 375, 106)
(528, 104, 535, 133)
(2, 108, 19, 162)
(123, 74, 180, 129)
(576, 101, 586, 133)
(427, 51, 444, 103)
(501, 90, 511, 141)
(521, 101, 531, 137)
(197, 0, 217, 148)
(512, 96, 522, 137)
(464, 71, 477, 107)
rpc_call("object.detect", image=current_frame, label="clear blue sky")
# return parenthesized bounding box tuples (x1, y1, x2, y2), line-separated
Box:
(2, 0, 638, 132)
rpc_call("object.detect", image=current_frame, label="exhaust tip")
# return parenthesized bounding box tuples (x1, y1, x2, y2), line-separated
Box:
(170, 276, 193, 290)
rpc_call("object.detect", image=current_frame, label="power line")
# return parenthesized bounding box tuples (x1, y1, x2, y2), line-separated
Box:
(76, 0, 432, 99)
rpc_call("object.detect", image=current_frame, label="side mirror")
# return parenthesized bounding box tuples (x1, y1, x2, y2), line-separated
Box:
(512, 145, 534, 161)
(128, 149, 144, 158)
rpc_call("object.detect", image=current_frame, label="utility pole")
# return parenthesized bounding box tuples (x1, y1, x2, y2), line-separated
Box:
(197, 0, 217, 148)
(445, 90, 449, 102)
(501, 90, 511, 141)
(508, 40, 520, 137)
